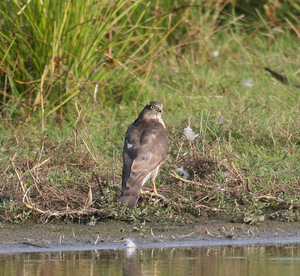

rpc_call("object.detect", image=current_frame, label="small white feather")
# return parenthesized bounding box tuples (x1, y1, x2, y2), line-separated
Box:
(175, 167, 190, 180)
(184, 126, 199, 140)
(124, 238, 137, 248)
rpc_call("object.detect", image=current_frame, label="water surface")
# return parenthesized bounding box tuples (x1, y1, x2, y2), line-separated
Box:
(1, 242, 300, 276)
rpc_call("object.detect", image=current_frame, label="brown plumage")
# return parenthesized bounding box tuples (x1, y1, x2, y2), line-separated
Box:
(119, 101, 169, 209)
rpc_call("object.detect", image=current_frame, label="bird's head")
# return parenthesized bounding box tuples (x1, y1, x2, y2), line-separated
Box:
(141, 101, 164, 119)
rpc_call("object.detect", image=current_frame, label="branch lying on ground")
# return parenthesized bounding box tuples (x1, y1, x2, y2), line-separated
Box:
(170, 170, 216, 189)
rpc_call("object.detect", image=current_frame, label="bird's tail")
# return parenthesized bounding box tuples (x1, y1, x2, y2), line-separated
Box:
(119, 187, 141, 209)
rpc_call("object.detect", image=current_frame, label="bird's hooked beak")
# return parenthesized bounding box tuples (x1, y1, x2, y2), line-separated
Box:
(157, 108, 163, 113)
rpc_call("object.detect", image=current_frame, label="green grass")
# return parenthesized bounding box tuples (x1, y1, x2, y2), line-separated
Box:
(0, 1, 299, 224)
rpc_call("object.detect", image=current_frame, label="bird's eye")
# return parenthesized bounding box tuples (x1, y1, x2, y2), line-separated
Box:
(150, 105, 154, 110)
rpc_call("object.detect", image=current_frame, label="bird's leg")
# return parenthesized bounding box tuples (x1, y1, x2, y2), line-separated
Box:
(140, 181, 158, 195)
(140, 177, 159, 195)
(152, 179, 158, 195)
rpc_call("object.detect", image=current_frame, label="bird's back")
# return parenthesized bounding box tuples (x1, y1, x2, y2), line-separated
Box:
(119, 102, 169, 208)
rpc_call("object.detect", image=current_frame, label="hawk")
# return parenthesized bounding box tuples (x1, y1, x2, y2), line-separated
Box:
(119, 101, 169, 209)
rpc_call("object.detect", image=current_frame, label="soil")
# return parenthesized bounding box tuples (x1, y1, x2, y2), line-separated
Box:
(0, 218, 299, 253)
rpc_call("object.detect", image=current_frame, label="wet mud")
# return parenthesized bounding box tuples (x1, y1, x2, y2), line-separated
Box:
(0, 218, 299, 253)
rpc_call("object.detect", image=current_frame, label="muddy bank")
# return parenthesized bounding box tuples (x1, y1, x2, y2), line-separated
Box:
(0, 218, 299, 253)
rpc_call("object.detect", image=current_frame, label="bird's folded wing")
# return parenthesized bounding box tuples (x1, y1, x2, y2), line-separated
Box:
(125, 150, 161, 188)
(125, 128, 167, 189)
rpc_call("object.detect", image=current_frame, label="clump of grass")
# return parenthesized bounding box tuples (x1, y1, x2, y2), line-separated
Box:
(3, 1, 298, 123)
(0, 0, 183, 121)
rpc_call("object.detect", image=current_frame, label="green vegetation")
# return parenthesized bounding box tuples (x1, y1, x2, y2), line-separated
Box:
(0, 1, 299, 225)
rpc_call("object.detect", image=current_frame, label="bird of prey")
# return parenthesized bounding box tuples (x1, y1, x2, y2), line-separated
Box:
(119, 101, 169, 209)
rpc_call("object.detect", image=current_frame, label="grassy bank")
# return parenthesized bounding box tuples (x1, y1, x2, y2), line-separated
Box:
(0, 1, 299, 225)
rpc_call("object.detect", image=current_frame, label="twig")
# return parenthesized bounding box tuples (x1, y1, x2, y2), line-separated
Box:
(78, 133, 98, 164)
(31, 157, 52, 170)
(270, 95, 297, 111)
(257, 195, 283, 202)
(42, 207, 100, 218)
(204, 226, 215, 237)
(23, 186, 32, 204)
(94, 235, 101, 245)
(150, 228, 156, 238)
(141, 191, 167, 201)
(22, 201, 46, 214)
(194, 204, 222, 212)
(10, 156, 27, 197)
(84, 186, 93, 208)
(10, 156, 46, 214)
(179, 232, 194, 238)
(170, 171, 216, 189)
(28, 162, 46, 201)
(150, 228, 162, 242)
(22, 238, 50, 248)
(219, 158, 251, 192)
(72, 231, 80, 242)
(230, 161, 248, 187)
(95, 173, 104, 196)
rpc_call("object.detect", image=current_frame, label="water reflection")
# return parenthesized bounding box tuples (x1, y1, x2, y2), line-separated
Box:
(0, 243, 299, 276)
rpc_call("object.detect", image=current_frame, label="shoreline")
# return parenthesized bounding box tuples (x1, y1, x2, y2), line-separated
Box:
(1, 236, 300, 254)
(0, 218, 299, 254)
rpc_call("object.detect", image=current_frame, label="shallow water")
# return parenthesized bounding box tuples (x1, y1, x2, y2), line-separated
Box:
(0, 242, 300, 276)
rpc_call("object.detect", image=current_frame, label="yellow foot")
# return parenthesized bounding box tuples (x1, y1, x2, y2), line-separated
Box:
(140, 189, 160, 196)
(152, 180, 158, 195)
